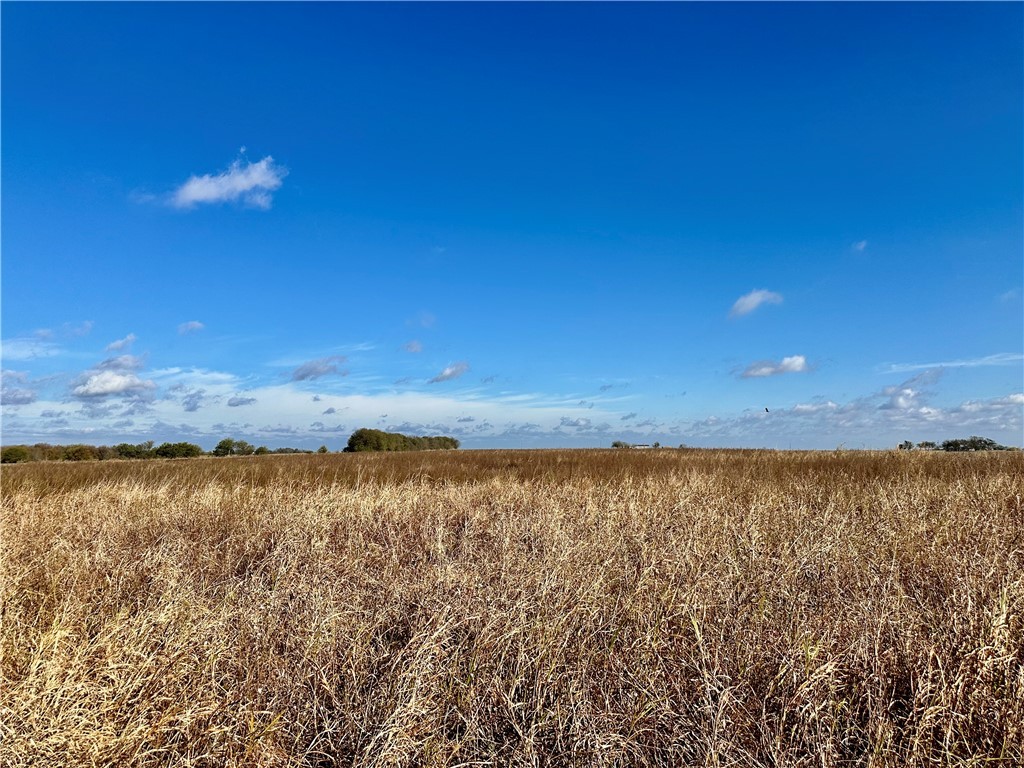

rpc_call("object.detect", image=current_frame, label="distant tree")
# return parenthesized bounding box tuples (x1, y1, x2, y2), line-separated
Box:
(897, 440, 914, 451)
(916, 441, 937, 451)
(212, 438, 236, 457)
(64, 444, 98, 461)
(213, 438, 255, 456)
(611, 441, 631, 449)
(153, 442, 204, 458)
(254, 446, 270, 455)
(93, 445, 120, 461)
(115, 441, 155, 459)
(653, 442, 661, 449)
(317, 445, 329, 454)
(0, 445, 31, 463)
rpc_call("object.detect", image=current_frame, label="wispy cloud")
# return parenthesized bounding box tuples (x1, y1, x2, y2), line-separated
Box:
(729, 289, 783, 318)
(171, 156, 287, 210)
(1, 371, 35, 405)
(999, 289, 1020, 303)
(881, 352, 1023, 374)
(178, 321, 205, 335)
(97, 354, 145, 372)
(741, 355, 809, 378)
(621, 412, 637, 421)
(64, 321, 94, 337)
(292, 356, 346, 382)
(181, 390, 206, 412)
(309, 422, 347, 434)
(403, 340, 423, 353)
(852, 240, 868, 252)
(560, 417, 591, 428)
(227, 396, 257, 407)
(1, 337, 61, 361)
(106, 333, 136, 351)
(429, 361, 469, 383)
(411, 312, 436, 329)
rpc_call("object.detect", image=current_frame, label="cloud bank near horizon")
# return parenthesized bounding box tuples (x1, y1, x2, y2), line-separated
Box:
(2, 351, 1020, 450)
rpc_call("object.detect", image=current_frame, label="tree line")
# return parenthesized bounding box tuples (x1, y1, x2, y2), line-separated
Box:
(0, 441, 205, 463)
(0, 440, 325, 464)
(0, 428, 462, 463)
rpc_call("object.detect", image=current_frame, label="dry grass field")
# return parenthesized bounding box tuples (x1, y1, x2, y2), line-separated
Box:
(1, 449, 1022, 767)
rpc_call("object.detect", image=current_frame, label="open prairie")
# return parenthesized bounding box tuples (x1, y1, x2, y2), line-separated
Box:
(2, 449, 1022, 767)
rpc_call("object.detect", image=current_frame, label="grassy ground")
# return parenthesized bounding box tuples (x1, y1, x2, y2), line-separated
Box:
(1, 449, 1022, 766)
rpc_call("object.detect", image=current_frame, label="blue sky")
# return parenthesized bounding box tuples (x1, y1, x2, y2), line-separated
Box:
(2, 3, 1022, 450)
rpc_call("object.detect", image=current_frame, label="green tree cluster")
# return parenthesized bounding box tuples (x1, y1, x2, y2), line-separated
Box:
(940, 436, 1015, 452)
(897, 436, 1017, 452)
(343, 428, 459, 452)
(0, 445, 32, 463)
(153, 442, 205, 458)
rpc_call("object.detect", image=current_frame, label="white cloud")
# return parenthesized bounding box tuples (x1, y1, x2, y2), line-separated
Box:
(741, 355, 809, 378)
(882, 353, 1023, 374)
(429, 361, 469, 383)
(729, 289, 783, 318)
(178, 321, 205, 335)
(852, 240, 868, 252)
(72, 370, 156, 398)
(403, 340, 423, 353)
(171, 156, 287, 210)
(106, 333, 137, 351)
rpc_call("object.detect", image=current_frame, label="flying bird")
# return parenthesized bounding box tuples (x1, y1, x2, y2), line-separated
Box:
(765, 407, 770, 413)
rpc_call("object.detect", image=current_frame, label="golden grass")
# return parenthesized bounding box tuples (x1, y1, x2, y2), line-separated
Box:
(1, 449, 1022, 766)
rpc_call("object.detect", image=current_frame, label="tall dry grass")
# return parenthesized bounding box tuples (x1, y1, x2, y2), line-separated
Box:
(1, 449, 1022, 766)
